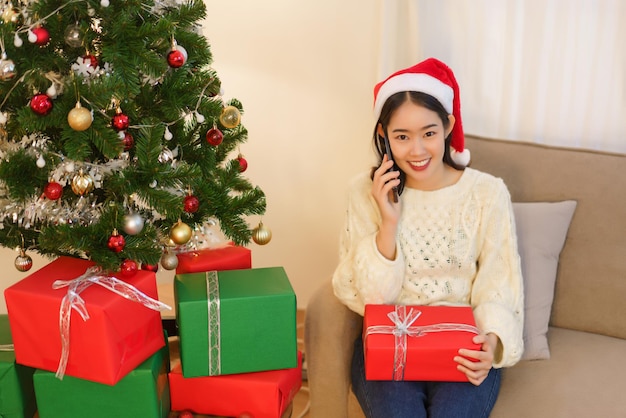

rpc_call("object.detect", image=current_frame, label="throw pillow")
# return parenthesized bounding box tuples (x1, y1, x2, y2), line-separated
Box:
(513, 200, 577, 360)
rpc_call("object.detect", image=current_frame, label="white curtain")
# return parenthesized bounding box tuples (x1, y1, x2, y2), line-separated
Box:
(378, 0, 626, 154)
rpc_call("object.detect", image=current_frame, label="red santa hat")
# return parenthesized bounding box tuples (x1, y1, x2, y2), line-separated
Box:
(373, 58, 470, 166)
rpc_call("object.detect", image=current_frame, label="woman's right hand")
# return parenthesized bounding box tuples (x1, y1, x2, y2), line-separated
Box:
(371, 155, 401, 260)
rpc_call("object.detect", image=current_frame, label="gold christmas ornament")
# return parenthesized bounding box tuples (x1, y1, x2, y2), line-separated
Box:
(169, 220, 192, 245)
(71, 169, 94, 196)
(0, 53, 16, 81)
(67, 102, 92, 131)
(2, 7, 21, 24)
(219, 105, 241, 129)
(252, 221, 272, 245)
(14, 249, 33, 272)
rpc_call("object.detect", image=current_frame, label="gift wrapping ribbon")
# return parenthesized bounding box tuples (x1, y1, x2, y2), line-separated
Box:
(205, 270, 221, 375)
(52, 266, 171, 380)
(364, 305, 479, 381)
(0, 344, 14, 351)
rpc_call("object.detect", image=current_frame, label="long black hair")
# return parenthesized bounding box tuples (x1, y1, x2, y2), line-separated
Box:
(370, 91, 464, 195)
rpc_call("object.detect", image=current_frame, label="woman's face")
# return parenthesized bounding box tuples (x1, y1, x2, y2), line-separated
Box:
(379, 100, 454, 190)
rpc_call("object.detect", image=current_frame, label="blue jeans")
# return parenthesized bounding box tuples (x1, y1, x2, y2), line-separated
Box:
(351, 337, 501, 418)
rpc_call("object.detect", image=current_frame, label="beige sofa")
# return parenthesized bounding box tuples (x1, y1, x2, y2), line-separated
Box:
(304, 135, 626, 418)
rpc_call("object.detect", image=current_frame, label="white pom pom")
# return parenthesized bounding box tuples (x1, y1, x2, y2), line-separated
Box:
(451, 148, 471, 167)
(101, 0, 110, 7)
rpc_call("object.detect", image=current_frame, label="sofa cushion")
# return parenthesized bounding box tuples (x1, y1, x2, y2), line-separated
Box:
(490, 327, 626, 417)
(513, 201, 576, 360)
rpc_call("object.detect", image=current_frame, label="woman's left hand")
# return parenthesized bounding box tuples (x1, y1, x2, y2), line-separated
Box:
(454, 333, 499, 386)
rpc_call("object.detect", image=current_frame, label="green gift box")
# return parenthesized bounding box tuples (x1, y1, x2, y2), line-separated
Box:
(0, 315, 37, 418)
(33, 333, 170, 418)
(174, 267, 297, 378)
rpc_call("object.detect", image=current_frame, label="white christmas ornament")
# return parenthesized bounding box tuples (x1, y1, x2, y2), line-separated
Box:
(46, 84, 57, 98)
(27, 30, 37, 43)
(14, 33, 23, 47)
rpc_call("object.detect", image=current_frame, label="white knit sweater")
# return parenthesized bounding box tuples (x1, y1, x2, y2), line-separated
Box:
(332, 167, 524, 367)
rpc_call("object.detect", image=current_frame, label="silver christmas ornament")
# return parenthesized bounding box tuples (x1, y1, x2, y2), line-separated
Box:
(160, 251, 179, 270)
(123, 212, 144, 235)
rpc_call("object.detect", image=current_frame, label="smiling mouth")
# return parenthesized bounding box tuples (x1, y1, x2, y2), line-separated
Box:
(409, 159, 430, 168)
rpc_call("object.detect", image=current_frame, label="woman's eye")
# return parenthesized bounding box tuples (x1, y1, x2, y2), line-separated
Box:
(397, 134, 409, 141)
(424, 131, 436, 138)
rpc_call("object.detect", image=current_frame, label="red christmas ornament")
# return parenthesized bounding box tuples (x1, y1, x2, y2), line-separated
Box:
(119, 259, 138, 277)
(237, 155, 248, 173)
(205, 127, 223, 146)
(167, 49, 186, 68)
(122, 131, 134, 151)
(43, 181, 63, 200)
(30, 93, 53, 115)
(178, 411, 194, 418)
(183, 194, 200, 213)
(83, 54, 98, 68)
(141, 263, 159, 272)
(107, 229, 126, 253)
(31, 26, 50, 46)
(112, 112, 129, 131)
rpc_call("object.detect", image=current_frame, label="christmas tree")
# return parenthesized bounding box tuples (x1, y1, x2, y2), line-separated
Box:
(0, 0, 267, 274)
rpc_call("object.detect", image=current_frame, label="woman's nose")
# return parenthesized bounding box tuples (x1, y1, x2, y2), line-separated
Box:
(409, 138, 425, 154)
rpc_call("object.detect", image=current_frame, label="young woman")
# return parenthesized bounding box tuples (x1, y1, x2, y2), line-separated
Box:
(332, 58, 524, 417)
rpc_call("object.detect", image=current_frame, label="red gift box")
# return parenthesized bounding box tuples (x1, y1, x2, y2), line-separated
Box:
(363, 304, 481, 382)
(169, 350, 302, 418)
(175, 243, 251, 274)
(4, 256, 168, 385)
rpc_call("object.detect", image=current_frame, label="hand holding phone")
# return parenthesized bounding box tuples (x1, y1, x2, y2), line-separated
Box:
(382, 135, 399, 203)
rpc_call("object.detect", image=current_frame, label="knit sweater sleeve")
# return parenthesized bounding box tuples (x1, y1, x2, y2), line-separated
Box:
(332, 172, 405, 316)
(471, 178, 524, 368)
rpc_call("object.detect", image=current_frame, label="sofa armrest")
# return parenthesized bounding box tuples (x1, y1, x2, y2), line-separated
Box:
(305, 280, 363, 418)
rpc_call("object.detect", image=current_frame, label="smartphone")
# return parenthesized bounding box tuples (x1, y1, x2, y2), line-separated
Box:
(382, 135, 399, 203)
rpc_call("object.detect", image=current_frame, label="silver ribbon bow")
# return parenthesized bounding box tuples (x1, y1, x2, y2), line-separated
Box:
(52, 266, 171, 380)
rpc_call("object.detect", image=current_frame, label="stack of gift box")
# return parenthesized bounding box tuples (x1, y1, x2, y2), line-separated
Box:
(1, 243, 301, 418)
(2, 256, 171, 418)
(170, 244, 302, 418)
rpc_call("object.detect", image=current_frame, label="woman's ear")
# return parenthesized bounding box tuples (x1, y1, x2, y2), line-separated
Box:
(376, 123, 385, 138)
(445, 114, 456, 137)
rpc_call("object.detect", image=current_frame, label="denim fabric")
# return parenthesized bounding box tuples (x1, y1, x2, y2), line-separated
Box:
(351, 337, 501, 418)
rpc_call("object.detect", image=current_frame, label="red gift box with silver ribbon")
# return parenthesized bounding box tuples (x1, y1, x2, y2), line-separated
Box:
(4, 256, 170, 385)
(169, 348, 302, 418)
(363, 304, 481, 382)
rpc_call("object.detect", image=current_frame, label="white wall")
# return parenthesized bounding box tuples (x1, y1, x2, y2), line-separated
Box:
(0, 0, 382, 312)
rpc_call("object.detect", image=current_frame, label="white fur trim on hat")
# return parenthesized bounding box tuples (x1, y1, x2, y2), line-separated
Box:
(451, 148, 471, 167)
(373, 73, 454, 121)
